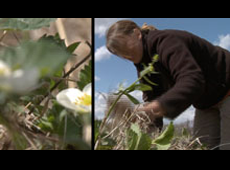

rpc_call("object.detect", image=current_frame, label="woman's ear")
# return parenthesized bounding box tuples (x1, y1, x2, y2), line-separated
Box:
(133, 28, 142, 40)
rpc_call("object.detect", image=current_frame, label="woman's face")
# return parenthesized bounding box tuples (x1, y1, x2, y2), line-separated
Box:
(117, 29, 143, 64)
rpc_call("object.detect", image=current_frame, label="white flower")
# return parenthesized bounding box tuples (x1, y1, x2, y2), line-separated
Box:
(0, 60, 39, 94)
(56, 83, 92, 114)
(0, 60, 11, 77)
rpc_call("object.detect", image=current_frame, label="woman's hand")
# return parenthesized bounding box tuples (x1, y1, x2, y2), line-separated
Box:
(137, 100, 166, 122)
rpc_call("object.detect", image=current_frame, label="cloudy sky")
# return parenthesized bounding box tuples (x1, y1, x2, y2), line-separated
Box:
(95, 18, 230, 124)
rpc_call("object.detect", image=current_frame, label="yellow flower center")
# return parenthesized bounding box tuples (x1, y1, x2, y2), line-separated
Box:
(74, 93, 91, 106)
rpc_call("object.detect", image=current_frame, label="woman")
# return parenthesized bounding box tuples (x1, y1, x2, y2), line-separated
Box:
(106, 20, 230, 150)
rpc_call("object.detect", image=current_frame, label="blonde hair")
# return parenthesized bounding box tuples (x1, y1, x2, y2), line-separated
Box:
(106, 20, 157, 55)
(141, 23, 158, 32)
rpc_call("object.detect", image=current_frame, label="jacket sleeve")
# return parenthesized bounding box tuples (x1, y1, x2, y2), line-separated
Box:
(156, 36, 205, 119)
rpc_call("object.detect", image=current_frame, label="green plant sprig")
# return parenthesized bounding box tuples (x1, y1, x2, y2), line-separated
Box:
(95, 54, 159, 150)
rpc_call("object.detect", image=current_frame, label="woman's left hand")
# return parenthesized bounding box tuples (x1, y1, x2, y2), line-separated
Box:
(137, 100, 166, 122)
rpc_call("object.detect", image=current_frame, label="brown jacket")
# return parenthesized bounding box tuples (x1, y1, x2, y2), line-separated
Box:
(135, 30, 230, 119)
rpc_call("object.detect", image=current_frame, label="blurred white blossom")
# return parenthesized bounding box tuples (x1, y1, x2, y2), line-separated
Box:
(0, 60, 39, 94)
(56, 83, 92, 114)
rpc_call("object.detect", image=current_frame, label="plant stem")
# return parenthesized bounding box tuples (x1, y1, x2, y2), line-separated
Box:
(0, 30, 7, 42)
(95, 64, 153, 150)
(94, 91, 124, 149)
(27, 41, 92, 115)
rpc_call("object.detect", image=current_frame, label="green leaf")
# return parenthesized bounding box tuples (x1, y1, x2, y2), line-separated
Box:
(152, 54, 159, 63)
(59, 109, 68, 122)
(39, 101, 83, 147)
(94, 120, 101, 143)
(76, 60, 92, 90)
(38, 33, 66, 50)
(67, 42, 81, 54)
(182, 128, 189, 137)
(143, 76, 158, 86)
(134, 83, 152, 92)
(6, 102, 24, 113)
(0, 18, 57, 30)
(126, 83, 152, 94)
(0, 40, 71, 77)
(124, 92, 140, 105)
(39, 33, 80, 55)
(152, 122, 174, 150)
(126, 127, 139, 150)
(126, 123, 152, 150)
(140, 64, 153, 77)
(39, 120, 54, 131)
(140, 55, 159, 78)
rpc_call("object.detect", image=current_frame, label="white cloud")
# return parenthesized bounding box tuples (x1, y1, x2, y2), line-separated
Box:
(215, 34, 230, 51)
(164, 106, 195, 125)
(95, 90, 143, 120)
(95, 92, 108, 119)
(130, 90, 143, 103)
(95, 18, 129, 37)
(174, 106, 195, 124)
(95, 45, 112, 62)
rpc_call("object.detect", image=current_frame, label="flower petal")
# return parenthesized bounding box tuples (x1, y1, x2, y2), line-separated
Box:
(10, 68, 39, 94)
(83, 83, 91, 96)
(56, 88, 83, 111)
(75, 104, 91, 114)
(0, 60, 11, 77)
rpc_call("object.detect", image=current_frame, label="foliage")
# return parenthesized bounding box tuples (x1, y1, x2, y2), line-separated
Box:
(125, 123, 152, 150)
(0, 18, 91, 150)
(0, 18, 57, 30)
(152, 122, 174, 150)
(95, 54, 203, 150)
(77, 60, 92, 91)
(126, 122, 174, 150)
(95, 54, 176, 150)
(0, 40, 71, 77)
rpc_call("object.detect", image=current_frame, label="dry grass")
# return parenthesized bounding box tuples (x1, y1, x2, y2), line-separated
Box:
(0, 111, 60, 150)
(101, 94, 163, 150)
(100, 94, 207, 150)
(0, 125, 10, 150)
(170, 134, 206, 150)
(104, 117, 206, 150)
